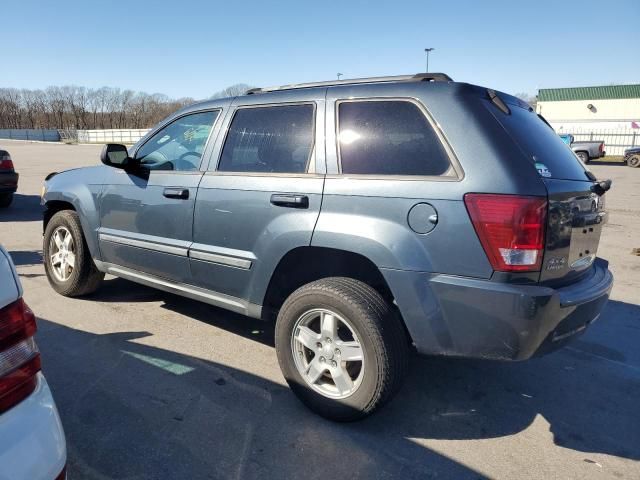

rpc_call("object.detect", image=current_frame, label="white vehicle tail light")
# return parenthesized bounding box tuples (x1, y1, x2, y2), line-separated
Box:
(0, 298, 41, 413)
(464, 193, 547, 272)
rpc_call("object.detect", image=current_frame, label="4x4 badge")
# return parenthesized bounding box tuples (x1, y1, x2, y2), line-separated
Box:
(546, 257, 566, 271)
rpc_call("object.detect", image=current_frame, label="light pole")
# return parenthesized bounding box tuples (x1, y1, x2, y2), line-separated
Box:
(424, 48, 434, 73)
(337, 73, 343, 80)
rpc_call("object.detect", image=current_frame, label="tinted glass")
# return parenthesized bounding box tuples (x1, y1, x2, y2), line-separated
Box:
(218, 104, 314, 173)
(136, 110, 218, 171)
(338, 101, 452, 176)
(493, 104, 589, 181)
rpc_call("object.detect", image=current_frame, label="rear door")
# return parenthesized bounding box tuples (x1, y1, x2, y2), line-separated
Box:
(492, 103, 607, 284)
(99, 110, 221, 283)
(190, 90, 325, 303)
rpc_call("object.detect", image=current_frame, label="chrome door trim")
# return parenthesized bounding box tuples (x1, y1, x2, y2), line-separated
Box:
(189, 250, 252, 269)
(188, 243, 255, 270)
(99, 232, 189, 257)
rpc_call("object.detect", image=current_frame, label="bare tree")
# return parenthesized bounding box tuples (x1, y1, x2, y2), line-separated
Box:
(514, 92, 537, 110)
(0, 83, 246, 130)
(210, 83, 254, 99)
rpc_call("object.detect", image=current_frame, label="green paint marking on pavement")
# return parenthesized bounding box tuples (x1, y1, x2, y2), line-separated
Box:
(122, 350, 195, 375)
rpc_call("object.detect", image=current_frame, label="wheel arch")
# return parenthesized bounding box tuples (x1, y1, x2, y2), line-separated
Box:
(260, 246, 413, 343)
(43, 195, 101, 261)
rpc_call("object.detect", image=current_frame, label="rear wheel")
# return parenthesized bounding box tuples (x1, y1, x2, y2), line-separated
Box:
(576, 151, 589, 163)
(0, 193, 13, 208)
(628, 155, 640, 168)
(275, 277, 409, 421)
(44, 210, 104, 296)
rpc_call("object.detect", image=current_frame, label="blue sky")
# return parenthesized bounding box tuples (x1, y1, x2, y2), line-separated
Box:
(4, 0, 639, 99)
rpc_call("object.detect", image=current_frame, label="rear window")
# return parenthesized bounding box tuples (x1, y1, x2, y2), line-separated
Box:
(337, 100, 453, 176)
(493, 104, 589, 181)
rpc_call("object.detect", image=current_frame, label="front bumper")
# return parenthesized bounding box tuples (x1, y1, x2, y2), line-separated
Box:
(0, 373, 67, 480)
(0, 171, 18, 193)
(382, 258, 613, 360)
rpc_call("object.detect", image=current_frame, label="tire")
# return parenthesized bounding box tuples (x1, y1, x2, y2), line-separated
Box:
(576, 151, 589, 163)
(0, 193, 13, 208)
(275, 277, 409, 421)
(43, 210, 104, 296)
(628, 155, 640, 168)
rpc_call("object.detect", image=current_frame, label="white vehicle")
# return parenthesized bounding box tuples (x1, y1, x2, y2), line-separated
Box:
(0, 245, 66, 479)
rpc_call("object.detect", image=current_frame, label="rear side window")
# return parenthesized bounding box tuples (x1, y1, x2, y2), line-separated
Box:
(218, 104, 314, 173)
(337, 100, 452, 176)
(493, 104, 589, 181)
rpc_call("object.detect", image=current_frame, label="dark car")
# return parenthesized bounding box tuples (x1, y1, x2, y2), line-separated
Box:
(41, 73, 614, 421)
(624, 146, 640, 168)
(0, 149, 18, 208)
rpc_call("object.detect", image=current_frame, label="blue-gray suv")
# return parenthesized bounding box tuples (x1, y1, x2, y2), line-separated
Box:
(41, 74, 613, 421)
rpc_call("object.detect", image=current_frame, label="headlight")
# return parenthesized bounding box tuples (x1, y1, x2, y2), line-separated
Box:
(40, 183, 47, 199)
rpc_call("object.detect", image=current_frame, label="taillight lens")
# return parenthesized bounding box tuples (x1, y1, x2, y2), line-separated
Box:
(0, 298, 40, 413)
(464, 193, 547, 272)
(0, 153, 13, 170)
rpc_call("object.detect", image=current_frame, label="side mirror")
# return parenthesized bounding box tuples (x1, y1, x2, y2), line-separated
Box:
(100, 144, 131, 169)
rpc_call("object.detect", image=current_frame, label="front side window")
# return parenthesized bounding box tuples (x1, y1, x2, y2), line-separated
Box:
(337, 100, 452, 176)
(218, 104, 314, 173)
(136, 110, 219, 171)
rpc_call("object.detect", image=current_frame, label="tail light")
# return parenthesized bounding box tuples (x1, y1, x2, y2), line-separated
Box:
(0, 152, 13, 170)
(599, 143, 604, 154)
(464, 193, 547, 272)
(0, 298, 40, 413)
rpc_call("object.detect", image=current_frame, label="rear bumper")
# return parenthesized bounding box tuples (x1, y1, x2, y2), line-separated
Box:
(382, 258, 613, 360)
(0, 171, 18, 193)
(0, 373, 67, 479)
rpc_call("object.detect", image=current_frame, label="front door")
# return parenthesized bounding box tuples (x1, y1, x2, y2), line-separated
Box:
(98, 110, 220, 283)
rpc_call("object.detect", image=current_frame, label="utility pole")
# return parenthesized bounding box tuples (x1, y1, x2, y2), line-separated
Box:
(424, 48, 434, 73)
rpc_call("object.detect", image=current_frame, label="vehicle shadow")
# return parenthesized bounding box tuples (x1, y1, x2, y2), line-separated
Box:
(0, 194, 43, 222)
(8, 249, 43, 267)
(588, 160, 627, 166)
(37, 319, 484, 479)
(86, 277, 276, 346)
(63, 278, 640, 470)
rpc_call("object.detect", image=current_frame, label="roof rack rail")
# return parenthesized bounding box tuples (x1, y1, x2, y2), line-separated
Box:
(245, 73, 453, 95)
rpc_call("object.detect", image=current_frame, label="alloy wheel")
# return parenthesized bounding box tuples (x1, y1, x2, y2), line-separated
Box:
(291, 308, 365, 399)
(49, 226, 76, 282)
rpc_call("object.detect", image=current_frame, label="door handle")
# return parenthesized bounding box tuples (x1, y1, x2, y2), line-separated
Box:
(270, 194, 309, 208)
(163, 188, 189, 199)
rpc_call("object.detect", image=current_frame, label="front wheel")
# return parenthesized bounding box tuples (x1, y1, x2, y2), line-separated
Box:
(275, 277, 409, 421)
(628, 155, 640, 168)
(44, 210, 104, 296)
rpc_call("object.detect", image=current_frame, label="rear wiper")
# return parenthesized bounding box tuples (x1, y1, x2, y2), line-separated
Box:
(591, 179, 612, 196)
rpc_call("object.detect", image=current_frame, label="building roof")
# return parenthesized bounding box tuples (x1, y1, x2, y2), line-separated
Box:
(538, 84, 640, 102)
